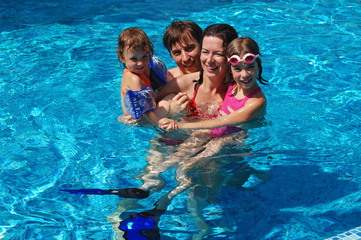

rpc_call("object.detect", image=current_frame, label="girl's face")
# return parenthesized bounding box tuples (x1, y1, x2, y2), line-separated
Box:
(200, 36, 227, 79)
(231, 59, 259, 89)
(120, 47, 150, 74)
(170, 36, 201, 74)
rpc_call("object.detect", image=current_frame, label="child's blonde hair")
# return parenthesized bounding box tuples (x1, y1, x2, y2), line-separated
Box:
(117, 27, 154, 61)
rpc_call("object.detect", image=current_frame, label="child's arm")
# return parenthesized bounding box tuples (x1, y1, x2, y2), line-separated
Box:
(143, 110, 161, 125)
(121, 72, 145, 116)
(121, 72, 162, 125)
(121, 72, 145, 95)
(159, 97, 266, 130)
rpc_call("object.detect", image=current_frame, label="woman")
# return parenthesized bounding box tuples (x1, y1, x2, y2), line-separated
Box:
(149, 36, 268, 239)
(157, 23, 238, 118)
(159, 37, 267, 135)
(140, 23, 239, 192)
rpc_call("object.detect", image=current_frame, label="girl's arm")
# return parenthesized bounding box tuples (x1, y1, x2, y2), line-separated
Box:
(121, 73, 161, 125)
(121, 71, 146, 93)
(145, 93, 177, 125)
(144, 110, 161, 125)
(159, 97, 266, 130)
(121, 73, 145, 116)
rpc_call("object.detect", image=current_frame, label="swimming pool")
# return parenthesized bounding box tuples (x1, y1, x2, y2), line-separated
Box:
(1, 0, 361, 239)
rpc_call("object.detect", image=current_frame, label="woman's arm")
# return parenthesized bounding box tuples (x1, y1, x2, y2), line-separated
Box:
(155, 72, 199, 101)
(156, 72, 200, 117)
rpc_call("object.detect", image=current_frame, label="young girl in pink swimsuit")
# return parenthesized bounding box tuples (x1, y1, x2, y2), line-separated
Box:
(158, 36, 267, 135)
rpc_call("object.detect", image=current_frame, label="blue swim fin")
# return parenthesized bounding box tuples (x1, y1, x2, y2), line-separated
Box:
(61, 188, 149, 199)
(119, 208, 165, 240)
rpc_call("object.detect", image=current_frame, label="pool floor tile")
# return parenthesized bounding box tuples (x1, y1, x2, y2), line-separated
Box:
(325, 227, 361, 240)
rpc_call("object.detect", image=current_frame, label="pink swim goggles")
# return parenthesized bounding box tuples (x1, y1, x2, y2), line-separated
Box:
(228, 53, 259, 66)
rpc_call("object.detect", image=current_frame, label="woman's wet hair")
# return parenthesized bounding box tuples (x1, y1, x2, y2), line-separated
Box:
(202, 24, 238, 52)
(226, 37, 268, 85)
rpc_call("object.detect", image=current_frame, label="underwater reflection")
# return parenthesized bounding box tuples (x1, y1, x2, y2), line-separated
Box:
(109, 127, 269, 239)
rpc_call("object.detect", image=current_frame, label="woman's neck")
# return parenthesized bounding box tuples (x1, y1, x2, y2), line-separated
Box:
(201, 72, 226, 94)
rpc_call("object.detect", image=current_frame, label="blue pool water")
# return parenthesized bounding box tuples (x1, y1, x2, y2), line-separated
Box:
(1, 0, 361, 239)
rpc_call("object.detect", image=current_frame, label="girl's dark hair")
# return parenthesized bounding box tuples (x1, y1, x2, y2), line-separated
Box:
(163, 20, 202, 54)
(117, 27, 154, 61)
(197, 24, 238, 86)
(226, 37, 268, 85)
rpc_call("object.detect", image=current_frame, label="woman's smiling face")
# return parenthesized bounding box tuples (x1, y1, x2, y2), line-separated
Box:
(200, 36, 227, 79)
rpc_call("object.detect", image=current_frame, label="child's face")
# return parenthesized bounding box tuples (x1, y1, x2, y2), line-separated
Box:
(231, 60, 259, 89)
(120, 47, 150, 74)
(170, 36, 201, 74)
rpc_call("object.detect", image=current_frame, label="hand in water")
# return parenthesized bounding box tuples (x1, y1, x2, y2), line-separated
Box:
(158, 118, 179, 131)
(118, 115, 148, 126)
